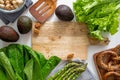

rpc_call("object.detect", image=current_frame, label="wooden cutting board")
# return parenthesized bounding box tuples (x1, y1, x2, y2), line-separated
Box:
(32, 21, 90, 60)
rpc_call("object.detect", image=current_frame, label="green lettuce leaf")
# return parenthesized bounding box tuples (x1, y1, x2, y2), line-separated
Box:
(0, 52, 16, 80)
(0, 44, 61, 80)
(73, 0, 120, 40)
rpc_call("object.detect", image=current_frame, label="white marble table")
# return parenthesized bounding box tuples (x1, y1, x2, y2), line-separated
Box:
(0, 0, 120, 79)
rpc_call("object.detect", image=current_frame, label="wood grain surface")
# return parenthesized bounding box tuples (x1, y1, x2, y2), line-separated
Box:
(32, 21, 89, 60)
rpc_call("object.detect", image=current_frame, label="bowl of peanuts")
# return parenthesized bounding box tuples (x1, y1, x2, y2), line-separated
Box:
(0, 0, 26, 13)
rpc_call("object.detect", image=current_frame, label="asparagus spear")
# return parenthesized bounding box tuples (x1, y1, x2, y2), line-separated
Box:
(48, 62, 87, 80)
(55, 62, 83, 80)
(62, 65, 81, 80)
(66, 64, 87, 80)
(55, 65, 79, 80)
(66, 72, 78, 80)
(48, 62, 81, 80)
(61, 65, 86, 80)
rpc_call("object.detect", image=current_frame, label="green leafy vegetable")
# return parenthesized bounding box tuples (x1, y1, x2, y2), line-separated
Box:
(32, 59, 41, 80)
(0, 67, 8, 80)
(23, 45, 47, 80)
(41, 56, 61, 80)
(0, 44, 61, 80)
(0, 52, 16, 80)
(24, 59, 33, 80)
(6, 44, 24, 79)
(73, 0, 120, 40)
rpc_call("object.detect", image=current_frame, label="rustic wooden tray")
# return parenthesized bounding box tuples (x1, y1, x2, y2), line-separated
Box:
(93, 45, 120, 80)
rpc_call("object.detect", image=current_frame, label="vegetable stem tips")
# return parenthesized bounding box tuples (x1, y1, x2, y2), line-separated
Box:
(48, 61, 87, 80)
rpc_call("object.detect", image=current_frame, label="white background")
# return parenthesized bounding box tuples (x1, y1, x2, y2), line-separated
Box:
(0, 0, 120, 79)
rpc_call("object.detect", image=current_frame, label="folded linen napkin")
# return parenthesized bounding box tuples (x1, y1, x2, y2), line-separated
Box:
(0, 0, 33, 24)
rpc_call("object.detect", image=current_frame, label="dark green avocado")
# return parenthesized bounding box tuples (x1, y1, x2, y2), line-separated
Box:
(17, 16, 32, 34)
(55, 5, 74, 21)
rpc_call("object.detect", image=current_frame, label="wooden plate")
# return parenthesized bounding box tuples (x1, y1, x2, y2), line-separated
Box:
(93, 45, 120, 80)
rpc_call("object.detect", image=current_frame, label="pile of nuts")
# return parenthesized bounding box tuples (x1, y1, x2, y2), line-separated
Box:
(0, 0, 24, 10)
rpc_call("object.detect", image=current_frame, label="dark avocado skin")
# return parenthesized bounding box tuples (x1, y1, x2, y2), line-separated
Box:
(55, 5, 74, 21)
(0, 26, 19, 42)
(17, 16, 32, 34)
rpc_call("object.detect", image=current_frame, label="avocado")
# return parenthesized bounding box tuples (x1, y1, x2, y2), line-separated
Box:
(55, 5, 74, 21)
(17, 16, 32, 34)
(0, 26, 19, 42)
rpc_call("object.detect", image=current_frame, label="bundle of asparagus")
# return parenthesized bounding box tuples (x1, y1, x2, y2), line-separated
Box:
(47, 61, 87, 80)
